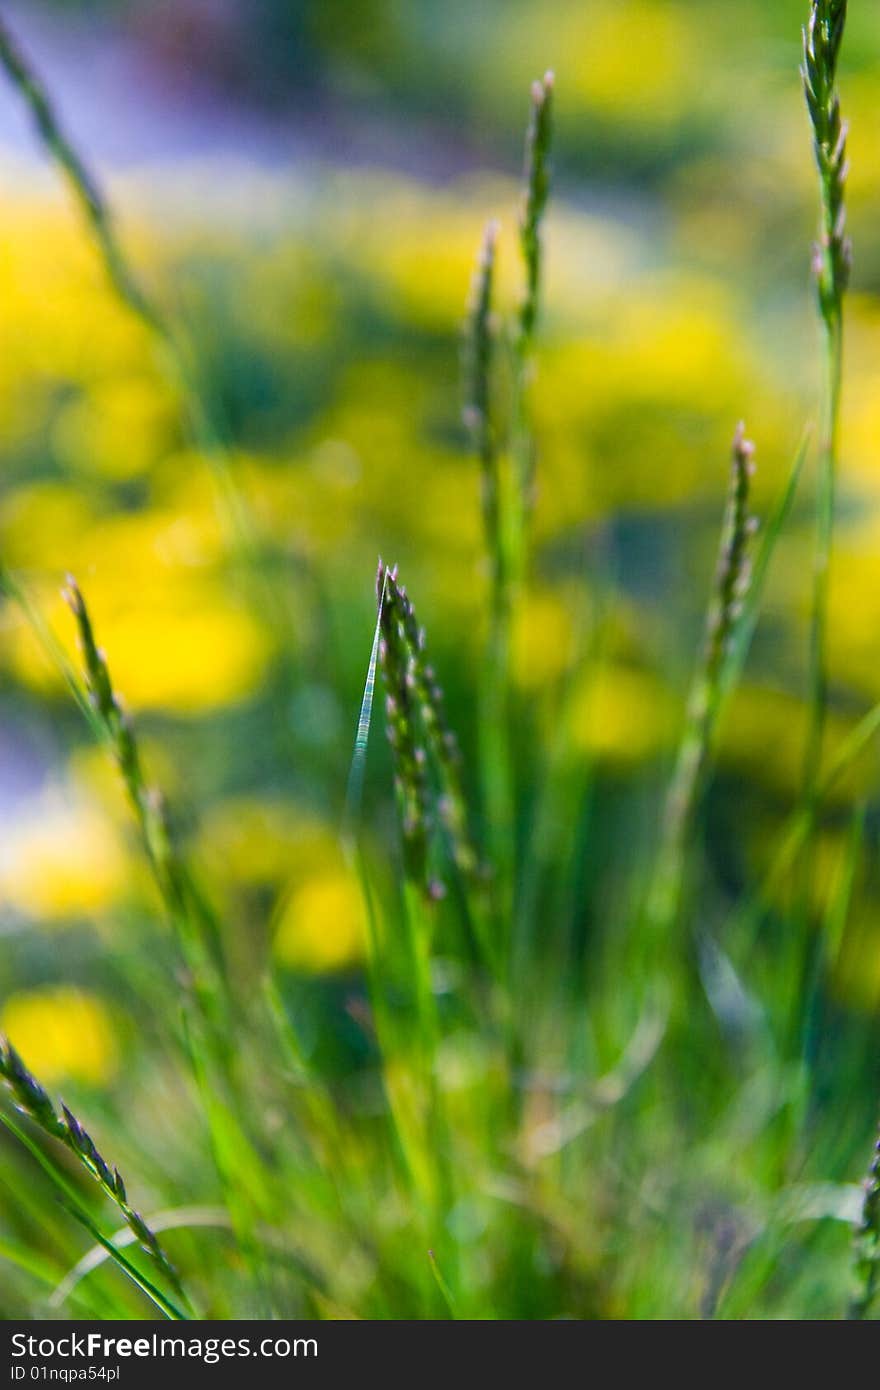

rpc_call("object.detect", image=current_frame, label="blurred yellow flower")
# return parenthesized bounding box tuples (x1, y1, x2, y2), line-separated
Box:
(82, 599, 271, 713)
(52, 374, 175, 481)
(1, 482, 99, 570)
(568, 662, 674, 763)
(199, 797, 326, 890)
(1, 987, 117, 1086)
(273, 868, 365, 973)
(831, 909, 880, 1015)
(329, 171, 517, 331)
(718, 685, 869, 802)
(0, 788, 128, 922)
(498, 0, 696, 131)
(511, 589, 577, 690)
(5, 579, 272, 715)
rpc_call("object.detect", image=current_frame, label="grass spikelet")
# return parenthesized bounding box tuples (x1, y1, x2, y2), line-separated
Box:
(462, 76, 555, 935)
(803, 1, 851, 320)
(0, 1035, 184, 1302)
(511, 69, 554, 554)
(518, 71, 555, 352)
(850, 1118, 880, 1318)
(463, 220, 502, 611)
(376, 561, 436, 897)
(378, 562, 485, 899)
(650, 424, 758, 931)
(0, 13, 263, 573)
(801, 0, 850, 807)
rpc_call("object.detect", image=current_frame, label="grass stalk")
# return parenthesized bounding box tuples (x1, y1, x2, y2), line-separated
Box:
(511, 69, 554, 564)
(801, 0, 851, 807)
(63, 579, 229, 1027)
(0, 17, 245, 525)
(374, 565, 462, 1293)
(0, 17, 163, 339)
(649, 424, 757, 934)
(463, 220, 502, 617)
(0, 13, 296, 672)
(463, 223, 516, 923)
(61, 578, 286, 1304)
(463, 75, 554, 942)
(0, 1037, 187, 1312)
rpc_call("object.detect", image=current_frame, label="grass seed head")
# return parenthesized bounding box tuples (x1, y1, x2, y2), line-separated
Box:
(519, 71, 554, 346)
(1, 1033, 179, 1286)
(802, 2, 851, 314)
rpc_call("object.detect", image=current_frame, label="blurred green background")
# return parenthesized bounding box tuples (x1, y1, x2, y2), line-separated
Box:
(1, 0, 880, 1317)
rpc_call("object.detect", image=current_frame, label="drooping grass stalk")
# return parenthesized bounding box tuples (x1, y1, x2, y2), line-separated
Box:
(0, 1035, 186, 1308)
(63, 578, 227, 1020)
(801, 0, 851, 807)
(0, 17, 162, 337)
(649, 424, 757, 933)
(0, 1107, 186, 1320)
(850, 1118, 880, 1318)
(0, 14, 290, 622)
(61, 579, 281, 1302)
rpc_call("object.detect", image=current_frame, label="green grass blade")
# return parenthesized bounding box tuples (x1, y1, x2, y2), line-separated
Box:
(343, 564, 389, 844)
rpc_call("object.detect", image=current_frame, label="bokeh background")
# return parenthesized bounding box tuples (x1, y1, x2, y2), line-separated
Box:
(2, 0, 880, 1160)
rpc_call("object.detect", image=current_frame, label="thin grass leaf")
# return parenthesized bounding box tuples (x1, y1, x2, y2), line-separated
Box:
(428, 1248, 458, 1318)
(751, 699, 880, 911)
(798, 802, 865, 1070)
(50, 1206, 230, 1310)
(343, 563, 389, 842)
(60, 1201, 187, 1322)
